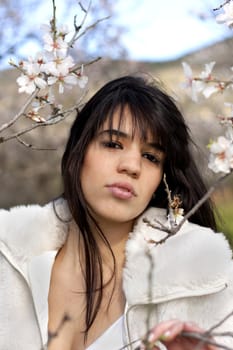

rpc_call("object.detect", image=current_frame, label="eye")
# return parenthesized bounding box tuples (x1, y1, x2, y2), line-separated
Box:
(142, 152, 161, 164)
(102, 141, 122, 149)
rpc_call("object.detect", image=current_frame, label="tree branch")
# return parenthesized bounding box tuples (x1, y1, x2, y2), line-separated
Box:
(0, 88, 39, 133)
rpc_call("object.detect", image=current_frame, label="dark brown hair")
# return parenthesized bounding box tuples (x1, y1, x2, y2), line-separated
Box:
(61, 75, 216, 336)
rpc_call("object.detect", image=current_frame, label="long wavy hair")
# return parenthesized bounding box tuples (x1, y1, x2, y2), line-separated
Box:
(61, 75, 216, 336)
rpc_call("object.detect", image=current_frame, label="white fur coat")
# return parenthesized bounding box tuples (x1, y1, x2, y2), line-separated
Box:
(0, 199, 233, 350)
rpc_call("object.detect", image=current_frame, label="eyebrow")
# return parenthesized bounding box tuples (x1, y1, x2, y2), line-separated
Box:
(97, 129, 165, 152)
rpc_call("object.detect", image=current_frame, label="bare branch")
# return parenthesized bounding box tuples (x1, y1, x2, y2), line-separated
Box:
(173, 172, 231, 233)
(68, 1, 92, 47)
(206, 310, 233, 335)
(51, 0, 57, 40)
(16, 136, 57, 150)
(71, 56, 102, 73)
(181, 331, 233, 350)
(142, 171, 231, 246)
(0, 104, 79, 144)
(213, 0, 231, 11)
(0, 88, 39, 133)
(75, 15, 111, 42)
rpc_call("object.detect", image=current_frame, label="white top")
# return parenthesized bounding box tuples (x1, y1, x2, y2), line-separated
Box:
(27, 251, 125, 350)
(87, 316, 124, 350)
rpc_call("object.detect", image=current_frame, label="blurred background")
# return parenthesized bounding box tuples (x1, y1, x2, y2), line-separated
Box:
(0, 0, 232, 244)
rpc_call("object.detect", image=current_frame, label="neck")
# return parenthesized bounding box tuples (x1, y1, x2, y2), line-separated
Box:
(58, 218, 133, 271)
(90, 217, 134, 260)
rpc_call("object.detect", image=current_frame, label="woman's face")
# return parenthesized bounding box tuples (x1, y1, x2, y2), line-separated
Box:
(80, 107, 165, 228)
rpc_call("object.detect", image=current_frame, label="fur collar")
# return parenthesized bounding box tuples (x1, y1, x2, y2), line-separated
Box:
(0, 198, 69, 260)
(1, 200, 232, 302)
(123, 207, 232, 305)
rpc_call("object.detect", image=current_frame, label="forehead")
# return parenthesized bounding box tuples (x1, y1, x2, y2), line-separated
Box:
(99, 105, 155, 141)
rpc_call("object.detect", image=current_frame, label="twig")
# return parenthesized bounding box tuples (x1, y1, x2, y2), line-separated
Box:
(193, 77, 231, 91)
(206, 310, 233, 335)
(172, 172, 231, 234)
(0, 89, 87, 145)
(212, 331, 233, 337)
(71, 56, 102, 73)
(16, 136, 57, 150)
(213, 0, 231, 11)
(145, 252, 154, 347)
(181, 331, 233, 350)
(143, 172, 231, 245)
(163, 173, 172, 206)
(68, 1, 92, 47)
(142, 217, 170, 233)
(51, 0, 57, 40)
(116, 338, 141, 350)
(0, 104, 79, 144)
(75, 16, 111, 41)
(142, 217, 178, 245)
(0, 88, 39, 133)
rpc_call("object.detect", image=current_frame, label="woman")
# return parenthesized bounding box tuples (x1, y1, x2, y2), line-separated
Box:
(0, 75, 232, 350)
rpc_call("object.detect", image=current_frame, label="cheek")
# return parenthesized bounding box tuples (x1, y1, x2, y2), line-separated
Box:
(80, 155, 92, 193)
(150, 170, 163, 194)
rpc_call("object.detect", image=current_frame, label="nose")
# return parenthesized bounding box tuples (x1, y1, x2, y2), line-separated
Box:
(117, 151, 141, 178)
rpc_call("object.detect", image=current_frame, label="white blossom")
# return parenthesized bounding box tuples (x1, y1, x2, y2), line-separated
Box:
(43, 33, 68, 56)
(14, 12, 89, 106)
(202, 85, 220, 99)
(182, 62, 201, 101)
(200, 61, 216, 79)
(48, 73, 79, 94)
(17, 75, 37, 94)
(216, 2, 233, 28)
(43, 55, 74, 76)
(194, 61, 217, 98)
(208, 136, 233, 173)
(182, 62, 193, 87)
(57, 24, 70, 37)
(182, 61, 219, 101)
(16, 63, 47, 94)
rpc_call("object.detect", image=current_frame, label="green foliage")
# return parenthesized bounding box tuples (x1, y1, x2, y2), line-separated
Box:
(216, 202, 233, 249)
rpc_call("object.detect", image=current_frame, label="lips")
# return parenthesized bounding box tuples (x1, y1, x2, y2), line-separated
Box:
(106, 182, 136, 200)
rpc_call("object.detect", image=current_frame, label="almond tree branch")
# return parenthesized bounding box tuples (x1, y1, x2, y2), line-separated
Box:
(172, 172, 231, 234)
(0, 102, 84, 145)
(181, 331, 233, 350)
(143, 172, 231, 245)
(16, 136, 57, 150)
(213, 0, 231, 11)
(0, 88, 39, 133)
(51, 0, 57, 40)
(206, 310, 233, 335)
(75, 15, 111, 42)
(71, 56, 101, 72)
(193, 77, 232, 89)
(68, 1, 92, 47)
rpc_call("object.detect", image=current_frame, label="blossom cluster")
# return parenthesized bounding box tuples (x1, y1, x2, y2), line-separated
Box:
(208, 135, 233, 173)
(182, 61, 227, 102)
(182, 1, 233, 175)
(11, 22, 88, 121)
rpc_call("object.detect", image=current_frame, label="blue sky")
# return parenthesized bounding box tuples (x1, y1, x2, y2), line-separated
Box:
(5, 0, 232, 66)
(116, 0, 230, 61)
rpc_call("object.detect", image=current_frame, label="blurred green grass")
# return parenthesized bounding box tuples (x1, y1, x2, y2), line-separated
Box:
(216, 201, 233, 249)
